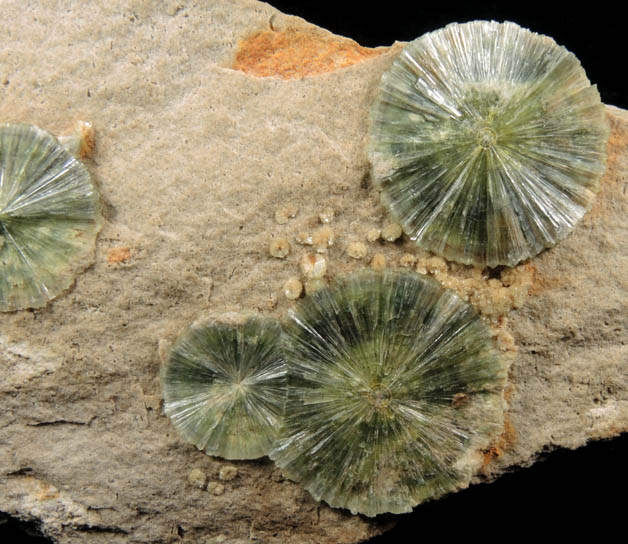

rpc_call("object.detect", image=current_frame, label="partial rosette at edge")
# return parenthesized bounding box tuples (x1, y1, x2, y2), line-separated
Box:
(0, 123, 102, 311)
(368, 21, 609, 267)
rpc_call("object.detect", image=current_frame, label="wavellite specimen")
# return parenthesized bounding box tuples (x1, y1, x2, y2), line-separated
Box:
(369, 21, 609, 267)
(0, 123, 102, 311)
(271, 270, 507, 516)
(161, 317, 287, 460)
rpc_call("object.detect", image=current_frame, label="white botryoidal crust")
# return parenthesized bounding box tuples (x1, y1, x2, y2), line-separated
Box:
(368, 21, 609, 267)
(271, 269, 508, 517)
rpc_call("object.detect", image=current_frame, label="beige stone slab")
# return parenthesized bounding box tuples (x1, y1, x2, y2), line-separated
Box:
(0, 2, 626, 542)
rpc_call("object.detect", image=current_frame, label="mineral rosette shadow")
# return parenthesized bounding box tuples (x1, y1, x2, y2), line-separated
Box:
(368, 21, 609, 267)
(161, 316, 287, 460)
(270, 270, 508, 516)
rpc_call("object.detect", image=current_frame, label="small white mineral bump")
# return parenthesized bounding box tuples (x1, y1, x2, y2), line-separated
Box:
(312, 225, 335, 251)
(416, 262, 428, 275)
(487, 278, 502, 289)
(269, 238, 291, 259)
(399, 253, 417, 268)
(304, 278, 327, 295)
(494, 327, 517, 352)
(207, 481, 225, 496)
(346, 241, 368, 260)
(300, 253, 327, 279)
(58, 120, 95, 158)
(274, 205, 298, 225)
(381, 223, 403, 242)
(283, 277, 303, 300)
(295, 232, 313, 246)
(188, 468, 207, 489)
(425, 256, 448, 275)
(219, 465, 238, 481)
(370, 253, 386, 270)
(366, 228, 381, 243)
(318, 207, 335, 224)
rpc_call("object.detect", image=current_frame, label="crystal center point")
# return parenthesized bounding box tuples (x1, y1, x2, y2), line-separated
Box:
(478, 126, 497, 148)
(367, 384, 392, 410)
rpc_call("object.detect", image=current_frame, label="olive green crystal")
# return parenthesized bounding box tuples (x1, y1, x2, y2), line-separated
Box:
(270, 270, 507, 516)
(161, 317, 287, 460)
(369, 21, 609, 267)
(0, 123, 102, 311)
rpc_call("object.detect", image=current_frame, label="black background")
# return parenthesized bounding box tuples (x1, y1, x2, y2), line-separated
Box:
(268, 0, 628, 109)
(266, 1, 628, 541)
(3, 1, 626, 542)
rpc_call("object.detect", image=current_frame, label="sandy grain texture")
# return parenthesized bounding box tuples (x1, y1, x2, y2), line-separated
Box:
(0, 1, 626, 542)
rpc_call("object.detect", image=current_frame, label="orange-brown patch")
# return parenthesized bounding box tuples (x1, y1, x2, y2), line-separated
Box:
(481, 412, 517, 468)
(589, 423, 623, 440)
(36, 482, 60, 501)
(586, 114, 627, 222)
(499, 415, 518, 451)
(76, 120, 95, 158)
(107, 246, 132, 264)
(22, 477, 61, 501)
(525, 263, 571, 296)
(482, 445, 503, 467)
(451, 393, 470, 408)
(232, 28, 383, 79)
(503, 384, 513, 403)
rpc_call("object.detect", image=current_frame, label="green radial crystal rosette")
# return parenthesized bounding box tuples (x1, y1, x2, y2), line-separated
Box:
(161, 317, 287, 460)
(270, 270, 507, 516)
(0, 123, 102, 311)
(369, 21, 609, 267)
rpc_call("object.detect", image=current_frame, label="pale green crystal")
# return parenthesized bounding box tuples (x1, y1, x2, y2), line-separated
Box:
(161, 317, 287, 460)
(369, 21, 609, 267)
(270, 270, 506, 516)
(0, 123, 102, 311)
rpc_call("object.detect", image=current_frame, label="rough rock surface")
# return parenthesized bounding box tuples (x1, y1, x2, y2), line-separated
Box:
(0, 1, 626, 543)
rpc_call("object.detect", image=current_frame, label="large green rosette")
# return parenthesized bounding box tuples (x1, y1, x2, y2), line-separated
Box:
(162, 317, 287, 460)
(271, 270, 507, 516)
(369, 21, 609, 267)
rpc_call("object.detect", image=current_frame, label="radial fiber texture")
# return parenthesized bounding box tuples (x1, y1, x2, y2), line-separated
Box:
(162, 317, 287, 460)
(369, 21, 609, 267)
(0, 123, 102, 311)
(271, 270, 506, 516)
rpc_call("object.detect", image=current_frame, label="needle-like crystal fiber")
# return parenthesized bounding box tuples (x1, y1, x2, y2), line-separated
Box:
(369, 21, 609, 267)
(0, 123, 102, 311)
(271, 270, 506, 516)
(162, 317, 287, 460)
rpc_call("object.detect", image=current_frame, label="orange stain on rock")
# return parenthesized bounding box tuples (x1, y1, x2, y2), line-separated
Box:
(481, 412, 518, 468)
(107, 246, 132, 264)
(36, 482, 60, 501)
(232, 28, 384, 79)
(586, 110, 625, 222)
(20, 476, 61, 501)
